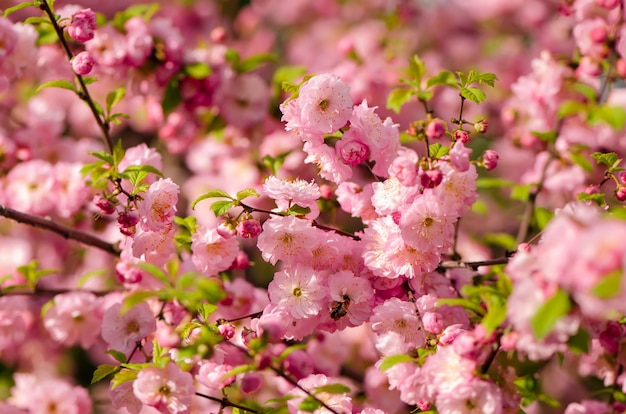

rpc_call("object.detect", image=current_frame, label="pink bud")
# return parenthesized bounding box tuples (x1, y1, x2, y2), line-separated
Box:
(337, 138, 370, 166)
(616, 186, 626, 201)
(240, 373, 263, 394)
(218, 323, 236, 340)
(118, 210, 139, 235)
(482, 149, 499, 170)
(419, 168, 443, 189)
(585, 184, 600, 194)
(619, 172, 626, 184)
(425, 118, 446, 140)
(590, 25, 608, 43)
(473, 119, 488, 134)
(319, 184, 333, 199)
(72, 51, 95, 75)
(283, 350, 314, 380)
(93, 194, 116, 215)
(422, 312, 444, 334)
(500, 331, 518, 351)
(210, 26, 227, 43)
(454, 129, 470, 143)
(237, 219, 262, 238)
(597, 0, 620, 9)
(241, 328, 257, 346)
(229, 251, 250, 270)
(577, 56, 602, 77)
(68, 8, 97, 43)
(599, 322, 621, 354)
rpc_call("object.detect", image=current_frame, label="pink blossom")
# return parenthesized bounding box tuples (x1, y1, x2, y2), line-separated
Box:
(370, 298, 424, 352)
(564, 400, 611, 414)
(257, 215, 318, 265)
(371, 176, 419, 216)
(71, 51, 95, 75)
(435, 379, 503, 414)
(326, 270, 374, 327)
(138, 178, 179, 231)
(420, 168, 443, 189)
(110, 380, 142, 414)
(124, 17, 153, 67)
(86, 25, 127, 67)
(431, 162, 478, 216)
(399, 192, 456, 252)
(217, 73, 270, 129)
(263, 175, 321, 218)
(237, 219, 262, 238)
(268, 265, 327, 319)
(132, 224, 177, 267)
(101, 301, 157, 354)
(303, 141, 353, 184)
(573, 18, 609, 59)
(425, 118, 446, 140)
(336, 130, 370, 166)
(283, 349, 314, 379)
(335, 182, 377, 222)
(191, 226, 240, 275)
(43, 291, 102, 348)
(388, 147, 419, 186)
(133, 362, 194, 414)
(119, 143, 164, 178)
(10, 373, 92, 414)
(449, 140, 472, 172)
(68, 9, 97, 43)
(196, 362, 235, 389)
(4, 160, 56, 216)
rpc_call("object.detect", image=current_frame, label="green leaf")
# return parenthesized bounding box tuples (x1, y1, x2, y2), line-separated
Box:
(76, 269, 106, 288)
(24, 16, 52, 25)
(416, 89, 433, 102)
(476, 177, 516, 189)
(262, 153, 288, 175)
(191, 190, 233, 210)
(222, 364, 255, 380)
(511, 184, 532, 202)
(408, 55, 426, 85)
(533, 207, 554, 230)
(287, 205, 311, 216)
(198, 303, 218, 321)
(379, 354, 415, 371)
(121, 164, 164, 178)
(482, 294, 507, 336)
(437, 297, 486, 316)
(386, 87, 412, 113)
(558, 100, 586, 119)
(111, 369, 138, 390)
(483, 233, 517, 251)
(567, 327, 590, 354)
(184, 62, 212, 79)
(136, 262, 172, 287)
(589, 105, 626, 130)
(210, 200, 235, 216)
(571, 82, 597, 101)
(112, 139, 125, 167)
(591, 152, 619, 168)
(460, 87, 486, 104)
(225, 49, 241, 68)
(106, 87, 126, 115)
(570, 151, 593, 173)
(275, 344, 308, 363)
(238, 53, 276, 73)
(475, 72, 498, 87)
(591, 269, 622, 299)
(88, 151, 115, 165)
(299, 397, 321, 412)
(315, 384, 351, 394)
(428, 143, 449, 158)
(531, 289, 571, 340)
(427, 70, 458, 88)
(236, 188, 260, 201)
(162, 76, 182, 115)
(577, 192, 605, 205)
(531, 131, 557, 144)
(3, 1, 34, 17)
(91, 364, 120, 384)
(35, 79, 77, 94)
(121, 290, 159, 313)
(106, 349, 128, 363)
(607, 206, 626, 220)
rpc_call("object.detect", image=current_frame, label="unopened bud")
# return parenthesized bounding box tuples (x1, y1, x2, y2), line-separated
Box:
(425, 118, 446, 140)
(454, 129, 470, 143)
(420, 169, 443, 189)
(473, 119, 488, 134)
(482, 149, 499, 170)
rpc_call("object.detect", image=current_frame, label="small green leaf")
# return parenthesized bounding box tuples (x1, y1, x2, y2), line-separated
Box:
(567, 327, 590, 354)
(483, 233, 517, 251)
(476, 177, 516, 189)
(91, 364, 120, 384)
(531, 288, 571, 340)
(511, 184, 532, 202)
(262, 153, 288, 175)
(76, 269, 106, 288)
(460, 87, 486, 104)
(591, 269, 622, 299)
(106, 87, 126, 115)
(106, 349, 128, 363)
(275, 344, 308, 363)
(408, 55, 426, 85)
(35, 79, 77, 94)
(238, 53, 276, 73)
(482, 294, 507, 336)
(299, 397, 322, 412)
(225, 49, 241, 68)
(121, 164, 164, 178)
(533, 207, 554, 230)
(558, 100, 586, 119)
(437, 297, 486, 316)
(191, 190, 233, 209)
(222, 364, 255, 380)
(162, 76, 182, 115)
(136, 262, 172, 287)
(121, 290, 159, 313)
(315, 384, 351, 394)
(427, 70, 458, 88)
(531, 131, 557, 144)
(428, 143, 449, 158)
(379, 354, 415, 372)
(591, 152, 619, 168)
(571, 82, 597, 101)
(236, 188, 260, 201)
(210, 200, 235, 216)
(386, 87, 412, 114)
(111, 369, 138, 390)
(184, 62, 212, 79)
(589, 105, 626, 130)
(287, 205, 311, 216)
(198, 303, 218, 321)
(570, 151, 593, 173)
(4, 1, 34, 17)
(577, 192, 605, 205)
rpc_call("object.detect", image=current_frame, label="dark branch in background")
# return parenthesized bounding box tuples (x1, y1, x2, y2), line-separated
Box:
(39, 0, 115, 154)
(438, 256, 510, 271)
(195, 393, 259, 413)
(0, 205, 120, 256)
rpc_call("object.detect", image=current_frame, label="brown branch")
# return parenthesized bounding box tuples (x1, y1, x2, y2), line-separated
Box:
(438, 256, 510, 271)
(195, 392, 259, 413)
(0, 204, 120, 256)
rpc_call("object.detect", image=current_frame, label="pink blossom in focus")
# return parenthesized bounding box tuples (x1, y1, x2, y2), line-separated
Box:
(68, 9, 97, 43)
(71, 51, 95, 75)
(138, 178, 179, 231)
(191, 226, 240, 275)
(257, 215, 318, 265)
(449, 140, 472, 172)
(268, 265, 327, 319)
(133, 362, 194, 414)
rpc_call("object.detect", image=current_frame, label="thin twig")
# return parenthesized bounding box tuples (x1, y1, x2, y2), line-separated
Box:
(195, 392, 259, 413)
(0, 204, 120, 256)
(438, 256, 510, 271)
(39, 0, 114, 154)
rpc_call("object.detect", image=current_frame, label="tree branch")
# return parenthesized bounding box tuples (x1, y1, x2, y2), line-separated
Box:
(0, 204, 120, 256)
(438, 256, 510, 271)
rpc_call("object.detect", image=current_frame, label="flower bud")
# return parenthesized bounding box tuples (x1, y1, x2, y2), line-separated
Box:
(419, 168, 443, 189)
(283, 350, 314, 380)
(616, 185, 626, 202)
(336, 137, 370, 166)
(240, 373, 263, 394)
(425, 118, 446, 140)
(237, 219, 262, 238)
(454, 129, 470, 143)
(597, 0, 620, 9)
(473, 119, 488, 134)
(218, 323, 236, 340)
(68, 8, 97, 43)
(72, 51, 95, 75)
(93, 194, 116, 215)
(482, 149, 499, 170)
(118, 210, 139, 236)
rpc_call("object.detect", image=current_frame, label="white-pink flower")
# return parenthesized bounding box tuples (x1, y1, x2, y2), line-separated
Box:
(268, 265, 327, 319)
(191, 225, 240, 275)
(101, 302, 157, 354)
(287, 374, 352, 414)
(399, 192, 456, 252)
(138, 178, 179, 231)
(370, 297, 425, 353)
(263, 175, 321, 218)
(257, 215, 318, 265)
(133, 362, 194, 414)
(43, 291, 102, 348)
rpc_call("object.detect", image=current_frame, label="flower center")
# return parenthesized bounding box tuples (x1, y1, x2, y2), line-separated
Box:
(319, 99, 329, 111)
